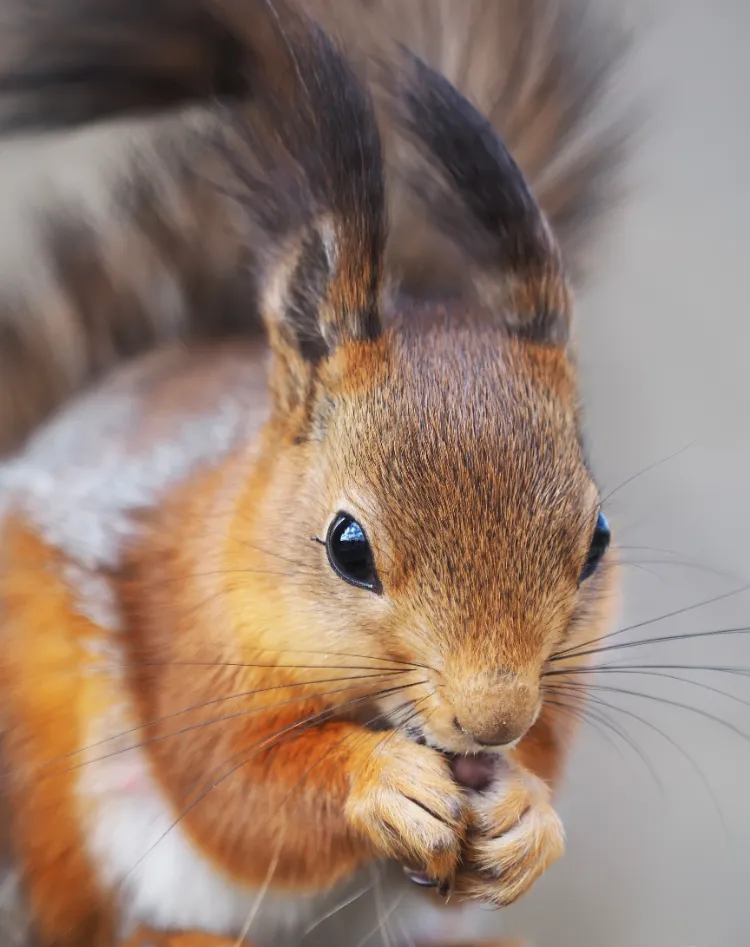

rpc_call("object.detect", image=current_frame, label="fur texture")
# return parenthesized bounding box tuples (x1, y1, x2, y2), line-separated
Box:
(0, 0, 627, 455)
(0, 1, 625, 945)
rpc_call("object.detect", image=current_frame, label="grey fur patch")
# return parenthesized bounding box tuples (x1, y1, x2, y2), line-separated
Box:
(0, 351, 266, 575)
(0, 866, 31, 947)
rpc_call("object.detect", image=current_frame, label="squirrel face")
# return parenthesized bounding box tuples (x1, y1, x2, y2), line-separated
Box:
(228, 316, 616, 757)
(108, 2, 619, 775)
(189, 18, 621, 761)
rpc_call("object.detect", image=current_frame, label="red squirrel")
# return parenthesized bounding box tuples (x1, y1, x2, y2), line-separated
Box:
(0, 1, 626, 945)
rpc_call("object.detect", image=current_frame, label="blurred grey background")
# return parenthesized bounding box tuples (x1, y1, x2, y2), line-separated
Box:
(0, 1, 748, 946)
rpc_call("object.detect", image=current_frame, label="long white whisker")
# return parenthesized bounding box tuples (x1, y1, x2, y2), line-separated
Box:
(299, 877, 377, 940)
(233, 826, 286, 946)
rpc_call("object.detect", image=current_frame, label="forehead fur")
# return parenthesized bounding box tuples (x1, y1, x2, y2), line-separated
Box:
(318, 310, 594, 625)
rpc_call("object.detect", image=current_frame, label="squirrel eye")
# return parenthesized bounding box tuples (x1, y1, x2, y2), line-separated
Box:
(580, 511, 611, 582)
(326, 513, 380, 592)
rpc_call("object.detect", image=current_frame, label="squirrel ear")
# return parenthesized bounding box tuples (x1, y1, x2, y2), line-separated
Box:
(257, 212, 383, 412)
(376, 48, 570, 345)
(260, 211, 382, 361)
(210, 4, 385, 410)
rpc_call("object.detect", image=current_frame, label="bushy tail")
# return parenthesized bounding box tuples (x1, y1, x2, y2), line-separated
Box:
(0, 0, 629, 455)
(0, 0, 385, 454)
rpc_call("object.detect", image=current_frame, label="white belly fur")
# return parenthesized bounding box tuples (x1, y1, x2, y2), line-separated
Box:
(79, 742, 505, 947)
(79, 738, 330, 946)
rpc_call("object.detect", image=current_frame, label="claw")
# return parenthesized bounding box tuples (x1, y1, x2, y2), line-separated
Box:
(403, 866, 438, 887)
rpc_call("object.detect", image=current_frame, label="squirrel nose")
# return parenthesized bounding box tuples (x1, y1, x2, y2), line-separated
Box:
(452, 715, 527, 748)
(446, 669, 538, 748)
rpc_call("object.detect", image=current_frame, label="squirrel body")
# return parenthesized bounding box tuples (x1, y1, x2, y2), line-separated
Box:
(0, 1, 625, 945)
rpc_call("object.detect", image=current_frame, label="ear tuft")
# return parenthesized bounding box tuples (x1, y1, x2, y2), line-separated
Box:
(375, 44, 570, 344)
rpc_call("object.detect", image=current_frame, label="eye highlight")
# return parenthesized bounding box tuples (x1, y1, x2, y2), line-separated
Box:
(580, 511, 611, 582)
(326, 513, 380, 592)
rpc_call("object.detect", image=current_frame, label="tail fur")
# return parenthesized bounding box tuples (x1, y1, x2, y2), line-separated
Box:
(0, 0, 629, 455)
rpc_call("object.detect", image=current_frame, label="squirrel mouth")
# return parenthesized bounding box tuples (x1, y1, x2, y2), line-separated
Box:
(413, 733, 497, 792)
(449, 752, 497, 791)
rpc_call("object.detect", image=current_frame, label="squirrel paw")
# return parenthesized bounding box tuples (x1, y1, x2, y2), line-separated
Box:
(346, 735, 467, 887)
(454, 760, 565, 907)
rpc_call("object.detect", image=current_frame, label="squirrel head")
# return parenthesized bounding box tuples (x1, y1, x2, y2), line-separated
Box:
(211, 19, 619, 756)
(236, 320, 614, 755)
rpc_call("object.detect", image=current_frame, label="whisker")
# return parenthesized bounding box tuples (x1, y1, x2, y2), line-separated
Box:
(221, 695, 436, 926)
(373, 864, 396, 947)
(549, 694, 673, 792)
(15, 656, 422, 687)
(553, 581, 750, 662)
(544, 698, 628, 762)
(130, 659, 419, 671)
(263, 694, 434, 826)
(391, 868, 418, 947)
(546, 665, 750, 708)
(180, 678, 427, 813)
(233, 827, 285, 947)
(619, 562, 665, 581)
(546, 663, 750, 678)
(550, 682, 727, 830)
(566, 682, 750, 744)
(546, 688, 665, 794)
(13, 673, 414, 781)
(228, 536, 318, 572)
(598, 442, 693, 509)
(300, 877, 377, 939)
(619, 558, 730, 576)
(128, 643, 425, 670)
(226, 648, 426, 670)
(552, 624, 750, 664)
(90, 679, 424, 922)
(178, 567, 317, 580)
(54, 681, 429, 947)
(566, 445, 695, 557)
(617, 548, 735, 581)
(351, 888, 406, 947)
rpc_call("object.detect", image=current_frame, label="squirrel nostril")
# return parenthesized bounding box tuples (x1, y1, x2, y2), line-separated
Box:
(452, 714, 524, 748)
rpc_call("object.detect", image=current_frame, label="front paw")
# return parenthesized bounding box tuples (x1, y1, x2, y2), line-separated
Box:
(455, 759, 565, 907)
(346, 734, 467, 886)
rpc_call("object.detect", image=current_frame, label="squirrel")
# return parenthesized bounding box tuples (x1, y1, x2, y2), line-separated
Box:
(0, 1, 627, 946)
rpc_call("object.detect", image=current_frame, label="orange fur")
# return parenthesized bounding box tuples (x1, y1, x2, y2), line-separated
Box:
(0, 517, 113, 946)
(122, 933, 255, 947)
(0, 1, 625, 945)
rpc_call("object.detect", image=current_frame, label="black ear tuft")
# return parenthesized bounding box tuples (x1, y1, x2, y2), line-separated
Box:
(375, 45, 570, 344)
(211, 4, 386, 366)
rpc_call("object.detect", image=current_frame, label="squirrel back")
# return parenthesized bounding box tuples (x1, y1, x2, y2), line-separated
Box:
(0, 0, 627, 457)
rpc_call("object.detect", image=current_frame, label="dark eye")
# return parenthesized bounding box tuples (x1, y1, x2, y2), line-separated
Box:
(580, 511, 611, 582)
(326, 513, 380, 592)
